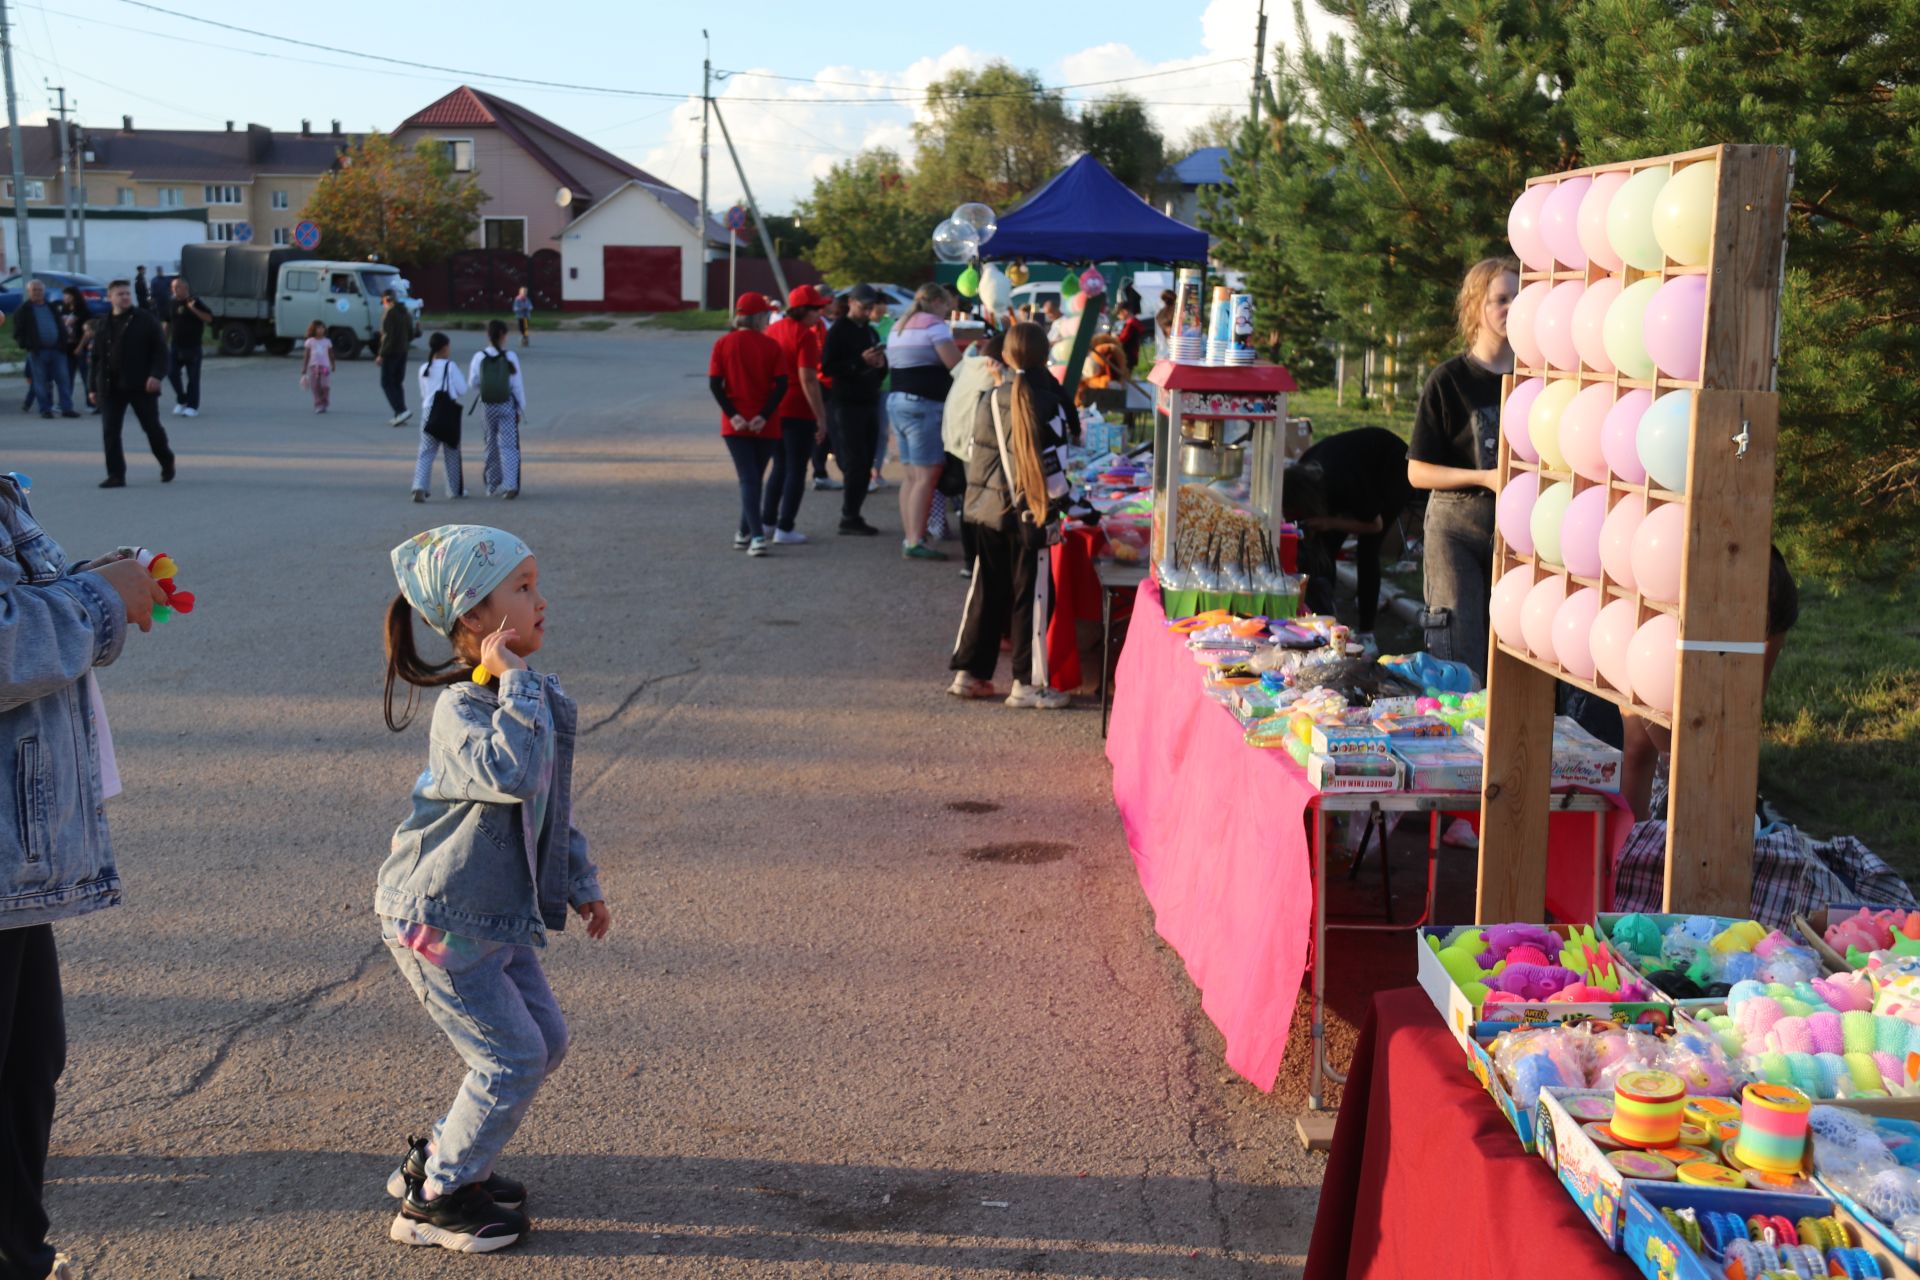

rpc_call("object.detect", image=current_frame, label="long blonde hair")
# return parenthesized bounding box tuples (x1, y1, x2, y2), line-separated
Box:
(897, 281, 952, 328)
(999, 322, 1053, 525)
(1456, 256, 1519, 350)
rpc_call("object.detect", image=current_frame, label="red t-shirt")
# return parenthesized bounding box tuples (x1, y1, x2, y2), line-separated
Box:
(766, 316, 822, 422)
(708, 328, 784, 437)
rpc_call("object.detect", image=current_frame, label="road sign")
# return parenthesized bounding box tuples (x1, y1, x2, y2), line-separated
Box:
(234, 222, 254, 243)
(293, 220, 321, 251)
(725, 203, 748, 231)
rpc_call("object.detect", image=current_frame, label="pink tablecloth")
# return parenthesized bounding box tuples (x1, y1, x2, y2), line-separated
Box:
(1105, 578, 1633, 1092)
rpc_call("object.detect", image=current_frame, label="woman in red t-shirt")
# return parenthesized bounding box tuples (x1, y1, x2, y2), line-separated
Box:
(707, 293, 790, 557)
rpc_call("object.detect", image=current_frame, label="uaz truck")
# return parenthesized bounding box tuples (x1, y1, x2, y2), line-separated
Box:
(179, 243, 422, 358)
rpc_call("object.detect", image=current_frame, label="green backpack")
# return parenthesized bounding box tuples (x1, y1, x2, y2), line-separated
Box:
(478, 350, 514, 404)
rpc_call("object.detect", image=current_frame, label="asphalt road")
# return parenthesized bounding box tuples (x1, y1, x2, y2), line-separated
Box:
(17, 330, 1326, 1278)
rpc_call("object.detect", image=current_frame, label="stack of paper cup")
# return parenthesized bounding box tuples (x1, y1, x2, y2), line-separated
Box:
(1226, 294, 1256, 364)
(1206, 287, 1233, 364)
(1170, 270, 1207, 363)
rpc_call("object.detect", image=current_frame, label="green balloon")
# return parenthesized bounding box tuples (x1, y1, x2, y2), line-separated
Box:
(955, 265, 980, 298)
(1530, 481, 1574, 565)
(1059, 272, 1078, 298)
(1606, 164, 1671, 272)
(1603, 276, 1662, 380)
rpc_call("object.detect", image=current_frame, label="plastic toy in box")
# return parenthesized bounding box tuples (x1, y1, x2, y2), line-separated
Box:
(1417, 924, 1673, 1056)
(1391, 738, 1484, 792)
(1099, 512, 1151, 564)
(1804, 1101, 1920, 1267)
(1619, 1183, 1849, 1278)
(1600, 912, 1830, 1004)
(1372, 712, 1454, 739)
(1307, 750, 1400, 793)
(1308, 723, 1388, 756)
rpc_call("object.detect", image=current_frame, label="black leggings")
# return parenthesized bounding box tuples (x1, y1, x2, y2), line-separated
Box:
(951, 521, 1052, 686)
(762, 418, 816, 532)
(0, 925, 63, 1280)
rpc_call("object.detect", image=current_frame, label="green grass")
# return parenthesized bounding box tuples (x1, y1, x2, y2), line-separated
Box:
(639, 310, 730, 332)
(1285, 385, 1414, 443)
(416, 312, 560, 333)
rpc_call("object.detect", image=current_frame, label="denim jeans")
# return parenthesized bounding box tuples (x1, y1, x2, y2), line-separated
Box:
(167, 345, 202, 410)
(722, 433, 778, 539)
(762, 418, 815, 531)
(1420, 490, 1495, 681)
(886, 391, 944, 466)
(26, 350, 71, 414)
(381, 919, 568, 1196)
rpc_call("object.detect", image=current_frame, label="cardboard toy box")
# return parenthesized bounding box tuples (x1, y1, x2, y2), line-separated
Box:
(1460, 715, 1624, 793)
(1389, 738, 1484, 792)
(1308, 723, 1388, 756)
(1792, 903, 1920, 973)
(1812, 1095, 1920, 1268)
(1621, 1183, 1840, 1279)
(1307, 750, 1401, 794)
(1592, 912, 1843, 1013)
(1537, 1088, 1813, 1250)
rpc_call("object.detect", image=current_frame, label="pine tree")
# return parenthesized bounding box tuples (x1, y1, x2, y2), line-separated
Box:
(1564, 0, 1920, 581)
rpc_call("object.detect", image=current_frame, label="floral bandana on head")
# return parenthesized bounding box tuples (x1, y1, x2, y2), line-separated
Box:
(390, 525, 533, 637)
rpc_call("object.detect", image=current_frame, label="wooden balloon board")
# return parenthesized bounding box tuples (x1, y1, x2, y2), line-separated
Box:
(1476, 144, 1794, 921)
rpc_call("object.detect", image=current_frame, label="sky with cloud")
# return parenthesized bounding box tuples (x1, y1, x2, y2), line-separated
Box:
(23, 0, 1346, 214)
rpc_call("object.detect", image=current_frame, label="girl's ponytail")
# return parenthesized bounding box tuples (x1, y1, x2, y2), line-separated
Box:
(383, 593, 465, 731)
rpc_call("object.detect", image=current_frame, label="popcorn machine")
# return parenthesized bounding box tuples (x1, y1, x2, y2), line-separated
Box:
(1147, 360, 1299, 612)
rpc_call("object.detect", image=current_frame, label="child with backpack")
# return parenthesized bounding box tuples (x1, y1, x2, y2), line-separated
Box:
(379, 524, 611, 1253)
(469, 321, 527, 499)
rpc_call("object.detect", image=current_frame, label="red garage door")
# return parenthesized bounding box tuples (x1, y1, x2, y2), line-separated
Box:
(603, 246, 683, 311)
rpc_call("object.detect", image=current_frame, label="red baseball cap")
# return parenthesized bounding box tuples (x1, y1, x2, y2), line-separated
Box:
(734, 292, 772, 315)
(786, 283, 833, 310)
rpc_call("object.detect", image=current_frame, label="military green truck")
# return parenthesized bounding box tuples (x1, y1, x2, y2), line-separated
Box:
(179, 243, 422, 359)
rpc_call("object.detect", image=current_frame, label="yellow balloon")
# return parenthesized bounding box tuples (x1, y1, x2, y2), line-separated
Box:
(1652, 160, 1717, 266)
(1606, 164, 1670, 272)
(1528, 377, 1579, 471)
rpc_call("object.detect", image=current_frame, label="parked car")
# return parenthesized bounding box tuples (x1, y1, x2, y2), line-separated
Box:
(0, 270, 110, 318)
(179, 244, 421, 358)
(861, 283, 917, 311)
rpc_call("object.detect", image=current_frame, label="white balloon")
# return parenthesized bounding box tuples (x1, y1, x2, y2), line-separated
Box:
(932, 218, 978, 264)
(977, 264, 1011, 313)
(953, 202, 997, 240)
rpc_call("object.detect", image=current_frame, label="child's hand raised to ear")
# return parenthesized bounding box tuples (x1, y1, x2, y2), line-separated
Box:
(576, 900, 611, 940)
(478, 618, 528, 680)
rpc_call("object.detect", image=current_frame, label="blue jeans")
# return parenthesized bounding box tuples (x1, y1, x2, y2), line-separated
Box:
(761, 418, 815, 531)
(1420, 490, 1495, 682)
(886, 391, 944, 466)
(723, 433, 778, 539)
(167, 345, 202, 410)
(26, 350, 71, 414)
(381, 919, 568, 1196)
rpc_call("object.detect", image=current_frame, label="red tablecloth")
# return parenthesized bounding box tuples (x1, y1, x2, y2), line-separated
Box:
(1305, 988, 1636, 1279)
(1105, 579, 1633, 1091)
(1046, 525, 1127, 691)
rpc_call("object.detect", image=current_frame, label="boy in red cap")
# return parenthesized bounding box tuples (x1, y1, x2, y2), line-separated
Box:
(762, 284, 832, 543)
(707, 294, 789, 557)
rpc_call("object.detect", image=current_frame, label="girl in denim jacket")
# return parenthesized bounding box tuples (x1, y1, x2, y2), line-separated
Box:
(378, 524, 611, 1254)
(0, 475, 166, 1280)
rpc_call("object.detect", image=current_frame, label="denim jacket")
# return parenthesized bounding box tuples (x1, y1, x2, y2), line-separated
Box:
(375, 668, 602, 946)
(0, 477, 129, 928)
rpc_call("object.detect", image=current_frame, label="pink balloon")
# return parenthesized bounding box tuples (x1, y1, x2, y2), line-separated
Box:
(1577, 171, 1629, 273)
(1522, 575, 1568, 663)
(1490, 568, 1533, 650)
(1571, 275, 1621, 373)
(1559, 485, 1609, 578)
(1554, 587, 1603, 680)
(1536, 280, 1586, 372)
(1508, 184, 1554, 273)
(1495, 471, 1541, 555)
(1600, 493, 1647, 590)
(1643, 273, 1708, 381)
(1591, 597, 1640, 696)
(1542, 176, 1591, 269)
(1630, 500, 1687, 604)
(1507, 280, 1550, 370)
(1628, 613, 1680, 713)
(1503, 377, 1543, 463)
(1602, 389, 1652, 484)
(1559, 383, 1615, 483)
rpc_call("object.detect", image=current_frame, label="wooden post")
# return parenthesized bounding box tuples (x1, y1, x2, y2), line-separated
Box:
(1477, 639, 1559, 921)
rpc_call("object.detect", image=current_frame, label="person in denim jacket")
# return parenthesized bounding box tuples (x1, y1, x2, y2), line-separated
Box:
(0, 475, 166, 1280)
(377, 525, 610, 1254)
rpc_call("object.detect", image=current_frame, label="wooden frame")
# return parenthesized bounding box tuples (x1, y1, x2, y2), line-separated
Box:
(1476, 144, 1794, 921)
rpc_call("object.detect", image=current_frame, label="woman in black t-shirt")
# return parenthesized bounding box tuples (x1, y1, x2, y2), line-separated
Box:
(1406, 257, 1519, 680)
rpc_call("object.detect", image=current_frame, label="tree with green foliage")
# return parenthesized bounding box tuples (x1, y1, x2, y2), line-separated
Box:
(1080, 93, 1168, 200)
(299, 133, 485, 265)
(795, 148, 938, 285)
(911, 62, 1078, 213)
(1563, 0, 1920, 582)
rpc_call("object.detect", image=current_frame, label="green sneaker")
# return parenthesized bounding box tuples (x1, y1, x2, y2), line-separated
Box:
(902, 542, 950, 561)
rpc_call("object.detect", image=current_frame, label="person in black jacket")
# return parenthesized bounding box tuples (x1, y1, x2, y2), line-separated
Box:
(820, 284, 890, 535)
(11, 281, 77, 418)
(1284, 426, 1414, 641)
(89, 280, 175, 489)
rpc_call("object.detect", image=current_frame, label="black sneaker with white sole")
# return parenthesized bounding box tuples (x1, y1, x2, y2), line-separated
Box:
(390, 1181, 528, 1253)
(386, 1135, 526, 1209)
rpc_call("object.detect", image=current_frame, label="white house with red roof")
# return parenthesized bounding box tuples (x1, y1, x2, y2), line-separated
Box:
(395, 86, 725, 310)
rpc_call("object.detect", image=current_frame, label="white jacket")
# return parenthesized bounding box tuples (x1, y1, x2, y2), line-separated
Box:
(468, 347, 528, 415)
(418, 356, 467, 407)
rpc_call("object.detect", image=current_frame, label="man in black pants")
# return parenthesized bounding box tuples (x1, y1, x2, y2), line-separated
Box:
(90, 280, 175, 489)
(164, 277, 212, 417)
(0, 926, 64, 1280)
(375, 290, 413, 426)
(1282, 426, 1412, 645)
(820, 284, 889, 535)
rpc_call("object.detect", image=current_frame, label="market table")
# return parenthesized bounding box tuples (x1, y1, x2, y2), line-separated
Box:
(1105, 578, 1634, 1096)
(1303, 987, 1633, 1279)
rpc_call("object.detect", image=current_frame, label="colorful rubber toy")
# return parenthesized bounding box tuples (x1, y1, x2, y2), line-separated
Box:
(128, 548, 195, 623)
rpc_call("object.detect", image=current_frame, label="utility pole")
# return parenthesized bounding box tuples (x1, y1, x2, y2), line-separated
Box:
(708, 98, 788, 301)
(698, 29, 711, 311)
(0, 0, 29, 276)
(72, 120, 84, 272)
(51, 84, 71, 271)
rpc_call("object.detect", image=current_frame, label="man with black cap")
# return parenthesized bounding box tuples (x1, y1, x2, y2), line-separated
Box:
(820, 284, 889, 536)
(763, 284, 833, 542)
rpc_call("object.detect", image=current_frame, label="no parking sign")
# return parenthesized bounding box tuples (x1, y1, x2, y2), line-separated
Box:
(293, 220, 320, 251)
(234, 222, 253, 243)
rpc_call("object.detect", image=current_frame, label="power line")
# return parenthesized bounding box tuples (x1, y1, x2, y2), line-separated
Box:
(718, 56, 1251, 95)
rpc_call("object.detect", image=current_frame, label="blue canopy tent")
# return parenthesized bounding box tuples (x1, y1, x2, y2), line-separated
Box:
(978, 153, 1209, 265)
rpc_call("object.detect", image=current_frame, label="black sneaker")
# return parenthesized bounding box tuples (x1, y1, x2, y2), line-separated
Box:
(838, 518, 879, 537)
(386, 1136, 525, 1210)
(98, 477, 125, 489)
(389, 1181, 528, 1253)
(160, 465, 175, 483)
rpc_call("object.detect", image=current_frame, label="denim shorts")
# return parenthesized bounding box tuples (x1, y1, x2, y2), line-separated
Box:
(887, 392, 945, 467)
